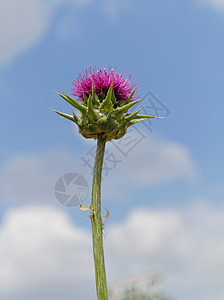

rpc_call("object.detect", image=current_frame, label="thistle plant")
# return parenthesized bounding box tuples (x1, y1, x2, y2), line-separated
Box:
(52, 66, 160, 300)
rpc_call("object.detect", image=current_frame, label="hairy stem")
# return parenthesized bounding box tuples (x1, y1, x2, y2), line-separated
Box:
(91, 134, 108, 300)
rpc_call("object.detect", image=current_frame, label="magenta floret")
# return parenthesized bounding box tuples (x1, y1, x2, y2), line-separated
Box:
(71, 66, 138, 102)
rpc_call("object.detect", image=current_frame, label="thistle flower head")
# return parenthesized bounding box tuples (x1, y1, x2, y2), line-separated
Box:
(71, 66, 138, 105)
(52, 66, 160, 141)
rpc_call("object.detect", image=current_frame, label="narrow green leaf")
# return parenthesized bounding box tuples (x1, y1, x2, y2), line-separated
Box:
(92, 83, 100, 107)
(119, 99, 129, 107)
(124, 107, 143, 122)
(134, 114, 163, 119)
(72, 111, 79, 124)
(87, 94, 98, 122)
(127, 118, 146, 127)
(50, 108, 75, 122)
(127, 87, 137, 101)
(55, 91, 87, 115)
(99, 83, 113, 112)
(83, 93, 88, 106)
(111, 88, 116, 105)
(127, 114, 163, 127)
(100, 89, 106, 100)
(63, 93, 87, 115)
(112, 99, 141, 119)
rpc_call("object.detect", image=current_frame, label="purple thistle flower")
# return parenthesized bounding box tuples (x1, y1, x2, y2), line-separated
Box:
(71, 66, 138, 103)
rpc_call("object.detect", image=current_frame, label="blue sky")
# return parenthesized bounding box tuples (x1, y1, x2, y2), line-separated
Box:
(0, 0, 224, 299)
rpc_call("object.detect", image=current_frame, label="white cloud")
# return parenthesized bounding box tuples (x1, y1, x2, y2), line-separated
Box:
(0, 148, 92, 205)
(0, 0, 91, 67)
(0, 0, 130, 67)
(103, 134, 197, 199)
(118, 134, 196, 184)
(200, 0, 224, 11)
(0, 205, 94, 300)
(0, 0, 55, 66)
(0, 202, 224, 299)
(105, 202, 224, 300)
(0, 134, 197, 205)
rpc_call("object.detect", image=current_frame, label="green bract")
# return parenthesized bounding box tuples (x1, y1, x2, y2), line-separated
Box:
(52, 83, 159, 141)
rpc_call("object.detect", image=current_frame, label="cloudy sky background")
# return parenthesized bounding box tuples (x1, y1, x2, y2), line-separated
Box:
(0, 0, 224, 299)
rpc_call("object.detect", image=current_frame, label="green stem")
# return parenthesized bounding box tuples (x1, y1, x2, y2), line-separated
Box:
(91, 134, 108, 300)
